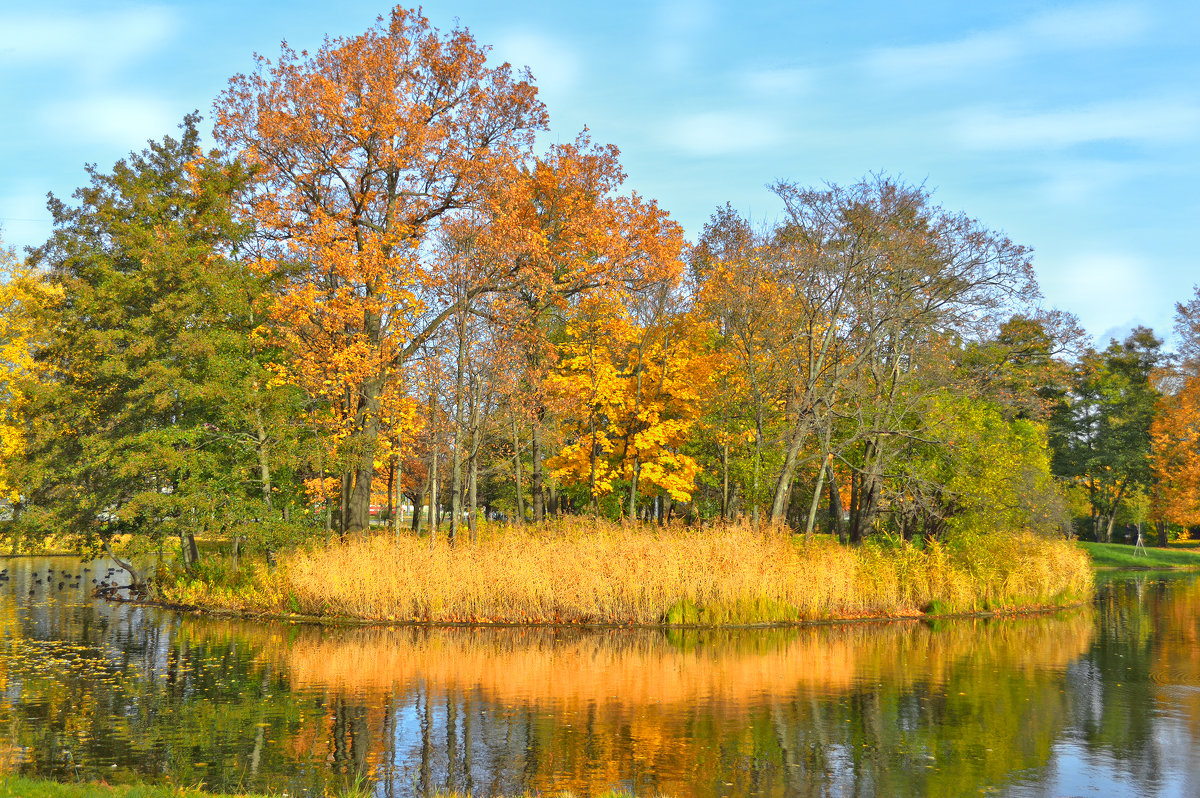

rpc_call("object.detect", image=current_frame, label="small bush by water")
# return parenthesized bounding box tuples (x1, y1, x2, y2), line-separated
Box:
(160, 519, 1092, 625)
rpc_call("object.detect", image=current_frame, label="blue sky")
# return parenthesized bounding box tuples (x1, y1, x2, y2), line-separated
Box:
(2, 1, 1197, 347)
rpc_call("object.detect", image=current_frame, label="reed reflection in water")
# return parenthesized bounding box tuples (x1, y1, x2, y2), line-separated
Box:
(4, 558, 1200, 796)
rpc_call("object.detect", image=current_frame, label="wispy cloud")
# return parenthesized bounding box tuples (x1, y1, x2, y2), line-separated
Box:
(954, 98, 1200, 150)
(1040, 251, 1160, 340)
(493, 30, 581, 99)
(659, 110, 783, 156)
(865, 3, 1151, 83)
(652, 0, 716, 73)
(0, 7, 180, 79)
(741, 67, 814, 97)
(36, 94, 180, 149)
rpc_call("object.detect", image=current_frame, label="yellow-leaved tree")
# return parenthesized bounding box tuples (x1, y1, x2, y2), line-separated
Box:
(0, 238, 59, 509)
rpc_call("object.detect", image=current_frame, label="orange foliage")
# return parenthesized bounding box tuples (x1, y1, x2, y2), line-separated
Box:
(1152, 372, 1200, 527)
(214, 6, 547, 529)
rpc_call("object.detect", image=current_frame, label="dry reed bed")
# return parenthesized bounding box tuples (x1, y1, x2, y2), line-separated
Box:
(164, 520, 1093, 625)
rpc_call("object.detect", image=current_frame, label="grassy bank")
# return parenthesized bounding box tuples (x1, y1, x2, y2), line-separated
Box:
(159, 520, 1092, 625)
(0, 778, 642, 798)
(0, 778, 327, 798)
(1079, 540, 1200, 570)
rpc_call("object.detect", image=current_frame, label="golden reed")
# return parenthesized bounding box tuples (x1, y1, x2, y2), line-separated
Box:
(163, 519, 1093, 625)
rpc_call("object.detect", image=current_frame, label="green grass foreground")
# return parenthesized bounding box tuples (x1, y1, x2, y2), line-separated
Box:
(0, 778, 295, 798)
(0, 777, 643, 798)
(1079, 540, 1200, 570)
(159, 520, 1093, 625)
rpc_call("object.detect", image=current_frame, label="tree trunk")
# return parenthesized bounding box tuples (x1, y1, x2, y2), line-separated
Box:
(467, 374, 481, 543)
(511, 417, 525, 523)
(804, 456, 829, 538)
(721, 438, 730, 521)
(253, 403, 274, 513)
(752, 407, 763, 526)
(347, 374, 384, 534)
(531, 411, 544, 524)
(386, 455, 396, 532)
(315, 443, 333, 540)
(451, 310, 466, 544)
(627, 366, 645, 521)
(428, 445, 439, 546)
(770, 421, 811, 523)
(103, 540, 146, 592)
(828, 463, 846, 543)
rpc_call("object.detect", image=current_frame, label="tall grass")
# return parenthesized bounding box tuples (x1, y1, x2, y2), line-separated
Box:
(161, 519, 1092, 625)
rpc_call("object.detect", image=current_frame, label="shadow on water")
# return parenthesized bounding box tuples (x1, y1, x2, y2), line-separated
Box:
(0, 557, 1198, 796)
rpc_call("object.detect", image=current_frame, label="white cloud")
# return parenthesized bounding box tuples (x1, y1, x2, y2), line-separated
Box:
(37, 94, 179, 149)
(954, 98, 1200, 150)
(660, 110, 783, 156)
(1025, 4, 1151, 49)
(866, 31, 1020, 81)
(741, 67, 814, 97)
(865, 3, 1150, 84)
(493, 30, 581, 99)
(1040, 252, 1158, 335)
(1036, 160, 1143, 205)
(652, 0, 716, 73)
(0, 7, 180, 79)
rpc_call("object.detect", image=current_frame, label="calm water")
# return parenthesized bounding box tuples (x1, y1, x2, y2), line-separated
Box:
(2, 558, 1199, 797)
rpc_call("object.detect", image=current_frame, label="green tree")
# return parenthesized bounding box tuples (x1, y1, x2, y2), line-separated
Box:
(1049, 327, 1163, 541)
(16, 115, 303, 585)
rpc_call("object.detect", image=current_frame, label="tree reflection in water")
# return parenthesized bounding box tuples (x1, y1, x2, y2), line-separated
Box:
(1, 558, 1199, 796)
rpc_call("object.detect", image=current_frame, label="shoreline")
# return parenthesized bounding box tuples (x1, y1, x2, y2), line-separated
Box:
(110, 589, 1092, 631)
(20, 523, 1102, 628)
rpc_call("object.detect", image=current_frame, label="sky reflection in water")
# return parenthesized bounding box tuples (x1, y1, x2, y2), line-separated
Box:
(0, 557, 1197, 797)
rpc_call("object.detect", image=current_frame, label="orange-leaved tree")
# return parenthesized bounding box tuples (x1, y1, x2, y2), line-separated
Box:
(1151, 374, 1200, 535)
(214, 6, 547, 533)
(1151, 286, 1200, 540)
(474, 132, 685, 522)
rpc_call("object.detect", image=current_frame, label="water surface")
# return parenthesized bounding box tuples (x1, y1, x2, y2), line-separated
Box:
(2, 557, 1198, 796)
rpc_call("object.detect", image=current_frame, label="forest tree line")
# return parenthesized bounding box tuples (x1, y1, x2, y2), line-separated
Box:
(0, 7, 1197, 563)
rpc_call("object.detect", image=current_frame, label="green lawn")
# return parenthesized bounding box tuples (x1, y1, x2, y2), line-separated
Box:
(1078, 541, 1200, 569)
(0, 777, 640, 798)
(0, 779, 278, 798)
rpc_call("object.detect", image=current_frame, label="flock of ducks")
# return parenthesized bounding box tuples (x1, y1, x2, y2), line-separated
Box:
(4, 564, 124, 597)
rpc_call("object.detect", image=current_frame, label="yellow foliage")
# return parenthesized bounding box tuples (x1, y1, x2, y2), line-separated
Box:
(0, 242, 60, 502)
(546, 296, 715, 504)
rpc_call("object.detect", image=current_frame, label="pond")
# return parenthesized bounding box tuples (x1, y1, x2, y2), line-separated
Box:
(1, 557, 1198, 797)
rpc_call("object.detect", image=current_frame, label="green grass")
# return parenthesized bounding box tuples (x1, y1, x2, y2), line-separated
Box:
(0, 777, 646, 798)
(0, 778, 284, 798)
(1078, 541, 1200, 569)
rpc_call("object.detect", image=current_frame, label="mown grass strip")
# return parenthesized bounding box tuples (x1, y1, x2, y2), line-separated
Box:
(0, 776, 643, 798)
(0, 777, 283, 798)
(1079, 541, 1200, 570)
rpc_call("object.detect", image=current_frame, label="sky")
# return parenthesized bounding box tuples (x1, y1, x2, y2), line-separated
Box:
(2, 0, 1198, 348)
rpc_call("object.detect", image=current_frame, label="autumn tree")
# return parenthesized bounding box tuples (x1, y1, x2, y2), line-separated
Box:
(1150, 286, 1200, 542)
(0, 238, 59, 516)
(471, 133, 684, 522)
(692, 178, 1037, 536)
(215, 6, 548, 533)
